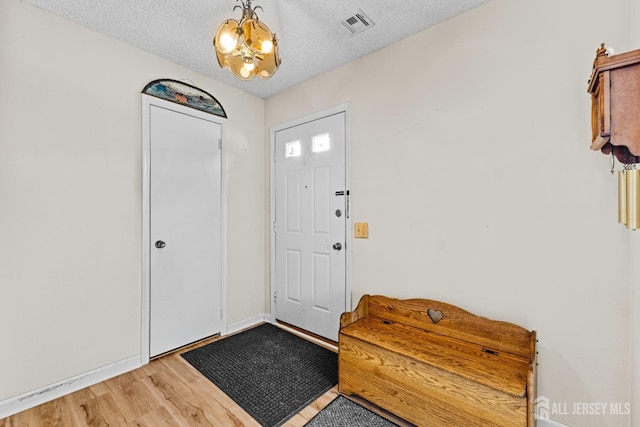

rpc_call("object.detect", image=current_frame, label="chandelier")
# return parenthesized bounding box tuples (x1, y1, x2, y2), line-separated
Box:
(213, 0, 281, 80)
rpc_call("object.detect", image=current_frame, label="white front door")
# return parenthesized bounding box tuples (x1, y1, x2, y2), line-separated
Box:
(274, 111, 347, 341)
(148, 104, 223, 357)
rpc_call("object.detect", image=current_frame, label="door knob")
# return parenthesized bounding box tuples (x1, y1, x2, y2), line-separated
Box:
(333, 242, 342, 251)
(155, 240, 166, 249)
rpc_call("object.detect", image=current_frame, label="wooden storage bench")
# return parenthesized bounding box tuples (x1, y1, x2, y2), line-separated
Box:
(338, 295, 537, 426)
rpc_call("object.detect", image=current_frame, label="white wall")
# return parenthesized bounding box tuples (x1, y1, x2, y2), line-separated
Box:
(266, 0, 634, 425)
(0, 0, 265, 403)
(631, 3, 640, 424)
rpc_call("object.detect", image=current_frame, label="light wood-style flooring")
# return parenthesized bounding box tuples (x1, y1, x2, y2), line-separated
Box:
(0, 328, 339, 427)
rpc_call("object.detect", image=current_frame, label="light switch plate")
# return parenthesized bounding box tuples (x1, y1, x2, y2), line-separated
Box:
(355, 222, 369, 238)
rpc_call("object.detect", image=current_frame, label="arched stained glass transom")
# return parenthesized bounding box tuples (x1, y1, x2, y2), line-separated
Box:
(142, 79, 227, 118)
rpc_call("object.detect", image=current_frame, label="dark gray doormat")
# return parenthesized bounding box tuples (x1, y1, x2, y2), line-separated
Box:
(304, 396, 399, 427)
(181, 323, 338, 427)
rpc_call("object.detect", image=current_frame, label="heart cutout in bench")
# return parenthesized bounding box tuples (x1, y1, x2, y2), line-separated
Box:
(427, 309, 444, 324)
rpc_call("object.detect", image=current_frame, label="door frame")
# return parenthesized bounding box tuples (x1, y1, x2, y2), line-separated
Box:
(141, 94, 228, 364)
(269, 104, 351, 330)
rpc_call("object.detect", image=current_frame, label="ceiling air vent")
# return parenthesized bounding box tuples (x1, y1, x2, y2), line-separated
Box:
(342, 9, 375, 35)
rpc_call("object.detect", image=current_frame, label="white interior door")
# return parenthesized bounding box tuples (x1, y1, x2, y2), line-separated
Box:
(149, 104, 222, 357)
(274, 111, 347, 341)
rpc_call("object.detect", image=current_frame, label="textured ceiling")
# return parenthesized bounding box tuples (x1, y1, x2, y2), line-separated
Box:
(21, 0, 490, 99)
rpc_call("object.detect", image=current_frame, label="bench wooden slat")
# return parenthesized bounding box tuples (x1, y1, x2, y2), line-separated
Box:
(367, 295, 534, 359)
(341, 317, 529, 397)
(340, 335, 528, 427)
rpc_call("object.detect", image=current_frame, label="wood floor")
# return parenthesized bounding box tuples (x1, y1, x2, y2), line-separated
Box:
(0, 329, 339, 427)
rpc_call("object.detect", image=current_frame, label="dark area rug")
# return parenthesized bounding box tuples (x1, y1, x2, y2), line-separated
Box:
(304, 396, 399, 427)
(181, 323, 338, 427)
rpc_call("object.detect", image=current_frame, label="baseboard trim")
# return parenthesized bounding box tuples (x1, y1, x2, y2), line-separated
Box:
(537, 417, 571, 427)
(226, 313, 271, 335)
(0, 355, 140, 419)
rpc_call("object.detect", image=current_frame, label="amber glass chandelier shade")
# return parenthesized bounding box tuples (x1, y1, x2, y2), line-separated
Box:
(214, 19, 240, 55)
(227, 51, 258, 80)
(241, 19, 274, 54)
(214, 40, 230, 69)
(213, 1, 280, 80)
(257, 41, 280, 79)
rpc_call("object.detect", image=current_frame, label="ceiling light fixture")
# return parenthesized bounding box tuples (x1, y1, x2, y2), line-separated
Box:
(213, 0, 281, 81)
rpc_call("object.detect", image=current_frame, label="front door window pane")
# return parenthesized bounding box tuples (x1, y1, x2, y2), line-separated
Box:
(285, 140, 301, 158)
(312, 133, 330, 153)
